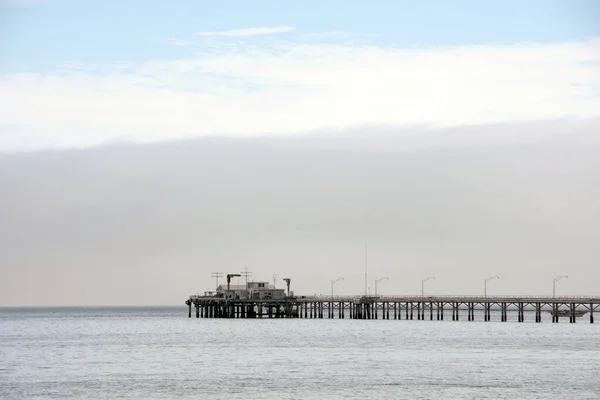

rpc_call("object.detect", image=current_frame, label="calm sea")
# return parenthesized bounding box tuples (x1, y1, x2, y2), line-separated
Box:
(1, 307, 599, 399)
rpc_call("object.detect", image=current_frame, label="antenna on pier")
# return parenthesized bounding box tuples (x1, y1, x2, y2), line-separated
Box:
(364, 235, 368, 296)
(211, 272, 224, 289)
(240, 268, 253, 289)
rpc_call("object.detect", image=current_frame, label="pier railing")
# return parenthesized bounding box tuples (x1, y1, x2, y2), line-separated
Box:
(297, 295, 600, 302)
(189, 294, 600, 302)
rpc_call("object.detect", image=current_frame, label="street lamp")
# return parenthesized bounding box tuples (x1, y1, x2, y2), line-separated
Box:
(421, 276, 435, 298)
(331, 277, 344, 300)
(374, 277, 389, 297)
(553, 275, 568, 298)
(484, 276, 499, 298)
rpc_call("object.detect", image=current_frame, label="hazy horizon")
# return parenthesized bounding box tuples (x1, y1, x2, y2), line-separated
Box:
(2, 119, 599, 307)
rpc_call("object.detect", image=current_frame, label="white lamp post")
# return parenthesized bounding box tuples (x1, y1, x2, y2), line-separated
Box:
(421, 276, 435, 299)
(374, 277, 389, 297)
(484, 276, 499, 298)
(331, 277, 344, 300)
(553, 275, 568, 298)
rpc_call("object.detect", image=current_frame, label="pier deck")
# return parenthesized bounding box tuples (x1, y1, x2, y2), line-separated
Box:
(186, 295, 600, 323)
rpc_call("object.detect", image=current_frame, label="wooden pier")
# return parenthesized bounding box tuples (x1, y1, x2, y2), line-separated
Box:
(186, 295, 600, 323)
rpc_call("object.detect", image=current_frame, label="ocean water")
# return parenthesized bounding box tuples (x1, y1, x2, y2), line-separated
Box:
(1, 307, 599, 400)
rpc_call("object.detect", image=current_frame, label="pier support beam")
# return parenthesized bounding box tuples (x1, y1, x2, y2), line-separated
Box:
(518, 304, 524, 322)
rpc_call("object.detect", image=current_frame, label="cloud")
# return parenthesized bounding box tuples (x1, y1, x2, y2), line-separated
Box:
(1, 124, 599, 305)
(195, 26, 295, 37)
(60, 61, 99, 71)
(161, 37, 196, 47)
(303, 30, 376, 40)
(0, 35, 599, 152)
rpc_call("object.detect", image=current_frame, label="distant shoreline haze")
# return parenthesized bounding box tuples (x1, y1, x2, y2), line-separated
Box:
(1, 120, 599, 307)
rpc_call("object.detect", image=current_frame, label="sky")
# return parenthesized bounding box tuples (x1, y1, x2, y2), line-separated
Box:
(1, 0, 599, 151)
(0, 1, 599, 306)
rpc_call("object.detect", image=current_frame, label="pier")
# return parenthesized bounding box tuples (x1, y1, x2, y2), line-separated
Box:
(186, 295, 600, 323)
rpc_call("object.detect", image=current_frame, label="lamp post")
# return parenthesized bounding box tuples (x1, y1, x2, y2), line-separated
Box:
(421, 276, 435, 299)
(374, 277, 389, 297)
(484, 276, 499, 298)
(553, 275, 568, 298)
(331, 277, 344, 300)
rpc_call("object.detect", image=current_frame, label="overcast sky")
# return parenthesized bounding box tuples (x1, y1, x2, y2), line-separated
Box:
(1, 120, 599, 306)
(1, 1, 599, 306)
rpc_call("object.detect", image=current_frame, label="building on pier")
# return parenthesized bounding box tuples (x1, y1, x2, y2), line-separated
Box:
(247, 281, 286, 300)
(214, 281, 287, 300)
(216, 284, 248, 299)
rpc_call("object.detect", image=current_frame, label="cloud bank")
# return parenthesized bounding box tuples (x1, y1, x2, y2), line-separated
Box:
(1, 33, 599, 152)
(1, 121, 599, 306)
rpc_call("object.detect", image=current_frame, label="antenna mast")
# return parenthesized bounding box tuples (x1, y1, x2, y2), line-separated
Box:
(211, 272, 223, 290)
(240, 268, 253, 289)
(364, 236, 368, 296)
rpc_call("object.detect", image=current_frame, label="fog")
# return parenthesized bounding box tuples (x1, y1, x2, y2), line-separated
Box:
(1, 119, 599, 306)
